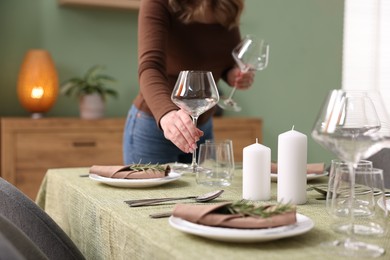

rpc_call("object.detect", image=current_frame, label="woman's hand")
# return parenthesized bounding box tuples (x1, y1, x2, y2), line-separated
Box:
(227, 67, 255, 90)
(160, 109, 203, 153)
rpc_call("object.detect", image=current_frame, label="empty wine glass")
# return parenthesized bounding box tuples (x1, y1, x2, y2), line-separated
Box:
(171, 71, 219, 173)
(312, 89, 388, 257)
(218, 34, 269, 112)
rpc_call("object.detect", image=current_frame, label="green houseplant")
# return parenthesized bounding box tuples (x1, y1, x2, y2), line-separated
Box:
(60, 65, 118, 119)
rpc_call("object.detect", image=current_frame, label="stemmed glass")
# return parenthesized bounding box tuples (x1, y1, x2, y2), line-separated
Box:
(218, 34, 269, 112)
(171, 71, 219, 173)
(311, 89, 389, 257)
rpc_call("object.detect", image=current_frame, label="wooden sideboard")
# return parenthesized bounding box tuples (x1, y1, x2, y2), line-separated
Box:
(213, 117, 262, 163)
(0, 117, 262, 199)
(58, 0, 140, 10)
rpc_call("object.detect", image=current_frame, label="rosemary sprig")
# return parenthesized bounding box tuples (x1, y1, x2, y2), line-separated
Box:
(128, 163, 167, 172)
(225, 201, 295, 218)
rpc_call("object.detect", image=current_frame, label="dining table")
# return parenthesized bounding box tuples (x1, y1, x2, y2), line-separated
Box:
(36, 167, 390, 260)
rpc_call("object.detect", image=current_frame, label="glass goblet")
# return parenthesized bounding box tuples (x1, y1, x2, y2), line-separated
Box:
(311, 89, 385, 257)
(171, 70, 219, 173)
(218, 34, 269, 112)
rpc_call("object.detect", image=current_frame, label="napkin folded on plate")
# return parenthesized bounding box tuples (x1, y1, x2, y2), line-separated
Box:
(173, 202, 296, 229)
(89, 164, 170, 179)
(271, 162, 325, 174)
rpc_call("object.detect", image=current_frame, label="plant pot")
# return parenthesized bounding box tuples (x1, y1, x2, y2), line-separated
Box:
(79, 93, 105, 119)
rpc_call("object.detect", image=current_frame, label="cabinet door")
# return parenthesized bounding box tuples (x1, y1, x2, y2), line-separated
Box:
(1, 118, 125, 200)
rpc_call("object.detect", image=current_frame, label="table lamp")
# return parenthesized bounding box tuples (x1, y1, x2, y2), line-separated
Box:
(17, 49, 58, 119)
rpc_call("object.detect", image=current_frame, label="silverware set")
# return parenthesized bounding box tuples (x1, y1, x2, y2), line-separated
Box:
(123, 190, 224, 218)
(123, 183, 388, 217)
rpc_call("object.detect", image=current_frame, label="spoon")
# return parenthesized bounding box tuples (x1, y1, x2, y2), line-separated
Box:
(125, 190, 224, 207)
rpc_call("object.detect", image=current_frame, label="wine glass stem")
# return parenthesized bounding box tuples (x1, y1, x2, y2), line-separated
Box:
(227, 87, 237, 100)
(190, 116, 199, 172)
(347, 162, 356, 238)
(227, 68, 247, 100)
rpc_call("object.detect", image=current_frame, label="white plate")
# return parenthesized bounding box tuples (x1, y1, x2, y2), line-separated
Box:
(378, 198, 390, 213)
(169, 213, 314, 243)
(89, 171, 181, 188)
(271, 171, 328, 182)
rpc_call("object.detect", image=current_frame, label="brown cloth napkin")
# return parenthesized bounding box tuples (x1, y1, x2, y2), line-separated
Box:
(271, 162, 325, 174)
(173, 202, 297, 229)
(89, 165, 170, 179)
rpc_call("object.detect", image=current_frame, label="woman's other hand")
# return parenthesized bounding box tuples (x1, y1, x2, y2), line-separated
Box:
(227, 67, 255, 90)
(160, 109, 204, 153)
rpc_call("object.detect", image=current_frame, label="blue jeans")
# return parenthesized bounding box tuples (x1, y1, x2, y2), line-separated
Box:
(123, 105, 214, 164)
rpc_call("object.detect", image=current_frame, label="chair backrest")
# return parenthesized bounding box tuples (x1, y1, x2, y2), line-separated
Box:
(0, 232, 25, 260)
(0, 214, 47, 260)
(0, 177, 85, 260)
(367, 148, 390, 188)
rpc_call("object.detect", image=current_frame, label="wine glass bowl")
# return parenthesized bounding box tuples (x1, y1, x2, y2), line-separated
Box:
(312, 90, 381, 163)
(171, 70, 219, 172)
(232, 35, 269, 72)
(218, 35, 270, 112)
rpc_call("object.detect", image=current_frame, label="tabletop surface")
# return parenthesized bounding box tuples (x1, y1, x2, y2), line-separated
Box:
(36, 168, 390, 260)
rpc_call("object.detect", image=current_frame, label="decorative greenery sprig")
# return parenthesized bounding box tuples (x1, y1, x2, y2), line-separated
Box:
(224, 201, 295, 218)
(128, 163, 167, 172)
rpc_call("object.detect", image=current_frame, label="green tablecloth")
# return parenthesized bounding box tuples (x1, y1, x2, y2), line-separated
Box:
(36, 168, 390, 260)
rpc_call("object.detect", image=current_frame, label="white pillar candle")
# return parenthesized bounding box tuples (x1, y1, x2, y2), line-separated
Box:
(242, 138, 271, 201)
(277, 127, 307, 205)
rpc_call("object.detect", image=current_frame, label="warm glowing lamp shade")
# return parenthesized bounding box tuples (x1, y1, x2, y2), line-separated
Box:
(17, 49, 58, 118)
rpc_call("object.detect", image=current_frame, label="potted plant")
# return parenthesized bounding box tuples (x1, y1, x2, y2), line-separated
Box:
(60, 65, 118, 119)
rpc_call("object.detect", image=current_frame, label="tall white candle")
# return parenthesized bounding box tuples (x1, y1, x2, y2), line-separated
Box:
(277, 126, 307, 205)
(242, 138, 271, 201)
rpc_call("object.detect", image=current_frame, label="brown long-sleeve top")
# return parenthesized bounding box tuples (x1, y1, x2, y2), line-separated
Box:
(134, 0, 241, 126)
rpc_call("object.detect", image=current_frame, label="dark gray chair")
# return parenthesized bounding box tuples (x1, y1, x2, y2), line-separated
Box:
(0, 233, 25, 260)
(0, 177, 85, 260)
(0, 214, 47, 260)
(366, 148, 390, 188)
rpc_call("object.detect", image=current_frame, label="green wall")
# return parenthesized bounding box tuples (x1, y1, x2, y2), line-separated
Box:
(0, 0, 343, 164)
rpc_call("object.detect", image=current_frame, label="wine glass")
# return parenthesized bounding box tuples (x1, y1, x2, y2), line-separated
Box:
(311, 89, 389, 257)
(171, 71, 219, 173)
(218, 34, 269, 112)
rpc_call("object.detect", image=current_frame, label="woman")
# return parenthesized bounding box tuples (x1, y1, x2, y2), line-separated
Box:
(123, 0, 254, 164)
